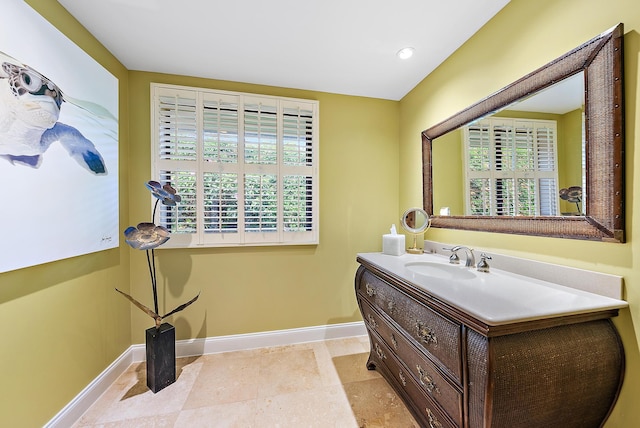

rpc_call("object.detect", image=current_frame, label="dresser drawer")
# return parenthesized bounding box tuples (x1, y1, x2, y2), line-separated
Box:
(360, 298, 463, 425)
(368, 334, 459, 428)
(357, 268, 400, 314)
(358, 268, 462, 382)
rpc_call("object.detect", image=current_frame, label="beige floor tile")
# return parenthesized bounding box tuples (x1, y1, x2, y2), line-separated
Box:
(308, 341, 343, 387)
(332, 352, 381, 384)
(72, 363, 145, 426)
(257, 348, 323, 398)
(175, 401, 257, 427)
(74, 412, 180, 428)
(183, 354, 261, 409)
(342, 378, 420, 428)
(255, 385, 358, 428)
(73, 337, 419, 427)
(324, 335, 370, 357)
(75, 358, 203, 426)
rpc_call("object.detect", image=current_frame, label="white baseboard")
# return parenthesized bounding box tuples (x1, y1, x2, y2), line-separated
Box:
(44, 347, 135, 428)
(45, 321, 366, 428)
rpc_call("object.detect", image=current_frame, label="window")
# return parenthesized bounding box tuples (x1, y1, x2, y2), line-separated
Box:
(151, 84, 319, 248)
(463, 117, 558, 216)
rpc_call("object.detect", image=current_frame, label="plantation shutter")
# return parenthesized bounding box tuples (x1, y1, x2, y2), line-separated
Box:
(202, 93, 240, 239)
(464, 117, 558, 216)
(281, 102, 315, 241)
(156, 90, 199, 236)
(151, 84, 318, 248)
(466, 122, 492, 215)
(531, 121, 558, 215)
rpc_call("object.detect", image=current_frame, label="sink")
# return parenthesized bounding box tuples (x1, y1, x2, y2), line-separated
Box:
(358, 252, 629, 325)
(405, 261, 477, 280)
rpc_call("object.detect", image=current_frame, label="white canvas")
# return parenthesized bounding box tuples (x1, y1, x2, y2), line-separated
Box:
(0, 1, 119, 273)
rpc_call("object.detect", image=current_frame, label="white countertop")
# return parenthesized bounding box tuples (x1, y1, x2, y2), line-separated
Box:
(357, 252, 628, 326)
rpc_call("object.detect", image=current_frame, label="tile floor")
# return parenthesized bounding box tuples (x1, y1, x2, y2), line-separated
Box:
(72, 336, 419, 427)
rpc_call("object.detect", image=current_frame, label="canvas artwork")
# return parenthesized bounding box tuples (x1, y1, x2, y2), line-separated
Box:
(0, 1, 119, 273)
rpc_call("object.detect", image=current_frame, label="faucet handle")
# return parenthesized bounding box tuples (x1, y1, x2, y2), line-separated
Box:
(443, 247, 461, 264)
(477, 253, 492, 273)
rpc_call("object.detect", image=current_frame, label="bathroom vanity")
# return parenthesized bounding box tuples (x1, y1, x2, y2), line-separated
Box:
(355, 252, 627, 428)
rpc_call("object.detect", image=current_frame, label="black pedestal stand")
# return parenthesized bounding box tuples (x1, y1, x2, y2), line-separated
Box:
(145, 323, 176, 393)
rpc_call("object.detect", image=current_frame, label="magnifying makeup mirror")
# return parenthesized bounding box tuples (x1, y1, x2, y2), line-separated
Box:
(401, 207, 431, 254)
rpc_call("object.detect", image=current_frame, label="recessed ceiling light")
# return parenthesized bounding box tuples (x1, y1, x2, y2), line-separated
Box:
(397, 47, 415, 60)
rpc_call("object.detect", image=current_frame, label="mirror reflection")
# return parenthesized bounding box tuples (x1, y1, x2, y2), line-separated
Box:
(421, 23, 624, 242)
(432, 73, 586, 217)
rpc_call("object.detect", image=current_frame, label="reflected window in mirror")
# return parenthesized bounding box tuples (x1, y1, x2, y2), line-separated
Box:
(462, 117, 559, 216)
(422, 23, 624, 242)
(434, 73, 587, 218)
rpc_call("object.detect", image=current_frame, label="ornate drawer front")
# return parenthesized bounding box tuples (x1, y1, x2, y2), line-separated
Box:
(357, 269, 398, 313)
(360, 298, 463, 425)
(369, 335, 458, 428)
(358, 268, 462, 382)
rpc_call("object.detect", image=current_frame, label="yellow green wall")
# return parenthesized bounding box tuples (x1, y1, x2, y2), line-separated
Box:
(432, 128, 464, 215)
(400, 0, 640, 426)
(127, 72, 399, 343)
(0, 1, 131, 427)
(557, 108, 585, 211)
(0, 2, 399, 426)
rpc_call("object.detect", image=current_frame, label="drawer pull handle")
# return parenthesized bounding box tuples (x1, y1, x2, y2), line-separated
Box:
(399, 370, 407, 386)
(416, 320, 438, 346)
(387, 300, 396, 313)
(417, 365, 440, 395)
(365, 283, 376, 297)
(391, 333, 398, 350)
(367, 314, 378, 329)
(426, 408, 443, 428)
(374, 342, 386, 360)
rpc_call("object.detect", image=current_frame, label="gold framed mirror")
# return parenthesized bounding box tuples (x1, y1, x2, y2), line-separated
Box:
(421, 23, 625, 242)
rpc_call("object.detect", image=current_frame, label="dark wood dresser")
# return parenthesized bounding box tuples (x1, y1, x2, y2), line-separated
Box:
(355, 254, 626, 428)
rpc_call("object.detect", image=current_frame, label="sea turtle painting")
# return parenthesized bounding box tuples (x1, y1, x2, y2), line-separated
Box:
(0, 51, 107, 175)
(0, 1, 119, 274)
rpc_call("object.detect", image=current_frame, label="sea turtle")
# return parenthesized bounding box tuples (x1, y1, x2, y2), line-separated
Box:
(0, 52, 107, 174)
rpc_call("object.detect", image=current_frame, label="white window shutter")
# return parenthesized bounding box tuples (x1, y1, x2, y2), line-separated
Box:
(464, 117, 559, 216)
(151, 84, 319, 248)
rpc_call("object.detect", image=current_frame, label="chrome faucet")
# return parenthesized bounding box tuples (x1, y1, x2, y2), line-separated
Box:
(450, 245, 475, 267)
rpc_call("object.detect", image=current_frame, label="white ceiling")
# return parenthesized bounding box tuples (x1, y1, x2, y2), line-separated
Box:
(514, 73, 584, 114)
(57, 0, 510, 100)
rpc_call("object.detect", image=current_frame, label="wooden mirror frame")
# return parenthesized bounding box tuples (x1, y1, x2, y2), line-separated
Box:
(422, 24, 625, 242)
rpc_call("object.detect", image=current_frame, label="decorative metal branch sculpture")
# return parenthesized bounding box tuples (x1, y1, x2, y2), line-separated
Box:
(560, 186, 583, 213)
(117, 181, 199, 328)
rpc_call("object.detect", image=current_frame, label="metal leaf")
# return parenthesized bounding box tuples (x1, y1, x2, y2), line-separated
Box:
(161, 292, 200, 319)
(115, 288, 161, 323)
